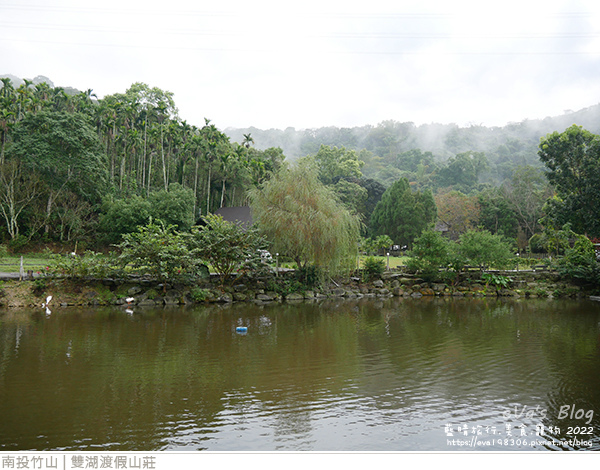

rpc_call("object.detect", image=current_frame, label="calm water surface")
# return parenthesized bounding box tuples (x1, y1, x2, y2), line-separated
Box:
(1, 297, 600, 451)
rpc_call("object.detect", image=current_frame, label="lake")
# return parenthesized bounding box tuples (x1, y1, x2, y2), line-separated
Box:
(1, 297, 600, 452)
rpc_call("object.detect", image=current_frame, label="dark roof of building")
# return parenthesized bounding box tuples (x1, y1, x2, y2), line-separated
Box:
(214, 206, 253, 230)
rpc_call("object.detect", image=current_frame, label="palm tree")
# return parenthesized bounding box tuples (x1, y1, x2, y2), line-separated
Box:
(0, 108, 15, 164)
(242, 132, 254, 149)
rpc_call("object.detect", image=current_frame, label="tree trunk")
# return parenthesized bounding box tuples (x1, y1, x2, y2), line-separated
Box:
(147, 151, 153, 197)
(44, 193, 53, 234)
(206, 165, 212, 215)
(193, 152, 199, 217)
(161, 123, 168, 191)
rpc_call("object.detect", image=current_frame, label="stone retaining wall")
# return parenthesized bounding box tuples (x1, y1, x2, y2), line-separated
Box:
(0, 269, 594, 309)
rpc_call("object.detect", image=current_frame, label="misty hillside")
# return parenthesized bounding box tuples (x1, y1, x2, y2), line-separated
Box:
(0, 74, 81, 96)
(224, 104, 600, 166)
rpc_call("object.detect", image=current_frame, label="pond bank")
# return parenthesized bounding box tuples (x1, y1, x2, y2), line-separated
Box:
(0, 269, 596, 309)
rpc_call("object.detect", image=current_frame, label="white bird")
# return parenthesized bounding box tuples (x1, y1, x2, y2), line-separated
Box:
(125, 297, 135, 304)
(41, 295, 52, 316)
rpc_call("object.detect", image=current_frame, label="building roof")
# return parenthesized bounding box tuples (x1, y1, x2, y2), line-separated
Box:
(214, 206, 253, 230)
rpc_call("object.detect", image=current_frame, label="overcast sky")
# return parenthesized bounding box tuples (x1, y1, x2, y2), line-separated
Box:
(2, 0, 600, 131)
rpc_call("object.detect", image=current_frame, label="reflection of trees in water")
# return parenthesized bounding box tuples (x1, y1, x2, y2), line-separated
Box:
(1, 298, 599, 450)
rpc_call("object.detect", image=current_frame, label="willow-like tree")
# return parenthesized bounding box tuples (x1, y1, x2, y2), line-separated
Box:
(249, 163, 362, 275)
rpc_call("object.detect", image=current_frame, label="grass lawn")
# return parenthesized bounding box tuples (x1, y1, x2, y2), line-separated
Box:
(358, 255, 409, 270)
(0, 256, 55, 274)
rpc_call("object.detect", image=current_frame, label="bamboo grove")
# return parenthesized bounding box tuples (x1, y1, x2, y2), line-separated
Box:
(0, 79, 285, 246)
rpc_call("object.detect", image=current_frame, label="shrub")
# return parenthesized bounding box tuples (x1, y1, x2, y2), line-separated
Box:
(458, 230, 515, 270)
(295, 264, 322, 287)
(8, 235, 28, 253)
(190, 287, 210, 303)
(363, 256, 386, 281)
(187, 214, 267, 285)
(555, 233, 599, 284)
(481, 272, 511, 290)
(406, 229, 453, 280)
(51, 251, 123, 279)
(117, 221, 194, 287)
(31, 278, 47, 296)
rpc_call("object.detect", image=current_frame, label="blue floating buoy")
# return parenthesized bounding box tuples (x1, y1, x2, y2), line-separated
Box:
(236, 326, 248, 333)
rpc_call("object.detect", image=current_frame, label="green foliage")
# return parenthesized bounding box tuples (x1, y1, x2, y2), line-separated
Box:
(370, 177, 437, 248)
(309, 144, 364, 185)
(98, 195, 152, 244)
(481, 272, 512, 290)
(117, 221, 193, 286)
(266, 278, 307, 296)
(7, 235, 28, 253)
(147, 183, 195, 231)
(294, 264, 322, 288)
(406, 229, 453, 279)
(528, 233, 547, 253)
(146, 288, 159, 300)
(436, 152, 488, 192)
(31, 278, 47, 296)
(538, 125, 600, 237)
(99, 184, 194, 244)
(458, 230, 515, 270)
(361, 235, 394, 256)
(8, 110, 107, 202)
(541, 223, 574, 256)
(477, 187, 519, 238)
(373, 235, 393, 254)
(501, 165, 551, 239)
(188, 214, 267, 285)
(331, 179, 368, 216)
(189, 287, 210, 303)
(362, 256, 386, 280)
(0, 244, 8, 259)
(249, 163, 361, 275)
(51, 251, 123, 279)
(555, 232, 599, 283)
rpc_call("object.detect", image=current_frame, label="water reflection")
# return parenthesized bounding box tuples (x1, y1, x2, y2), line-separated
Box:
(0, 298, 600, 451)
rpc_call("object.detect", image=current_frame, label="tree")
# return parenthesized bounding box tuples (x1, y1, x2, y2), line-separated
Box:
(555, 229, 599, 283)
(406, 229, 454, 280)
(538, 125, 600, 237)
(117, 221, 192, 288)
(308, 144, 364, 185)
(331, 179, 368, 216)
(434, 189, 480, 240)
(0, 160, 42, 239)
(248, 164, 362, 275)
(436, 151, 488, 191)
(458, 230, 514, 270)
(369, 178, 437, 248)
(501, 165, 552, 239)
(147, 183, 194, 231)
(188, 214, 267, 285)
(477, 187, 519, 238)
(98, 195, 152, 244)
(7, 111, 107, 236)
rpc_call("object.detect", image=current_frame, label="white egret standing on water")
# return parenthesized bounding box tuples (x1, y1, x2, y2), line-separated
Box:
(125, 297, 134, 314)
(42, 295, 52, 315)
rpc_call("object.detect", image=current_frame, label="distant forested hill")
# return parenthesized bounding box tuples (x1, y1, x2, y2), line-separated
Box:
(225, 103, 600, 184)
